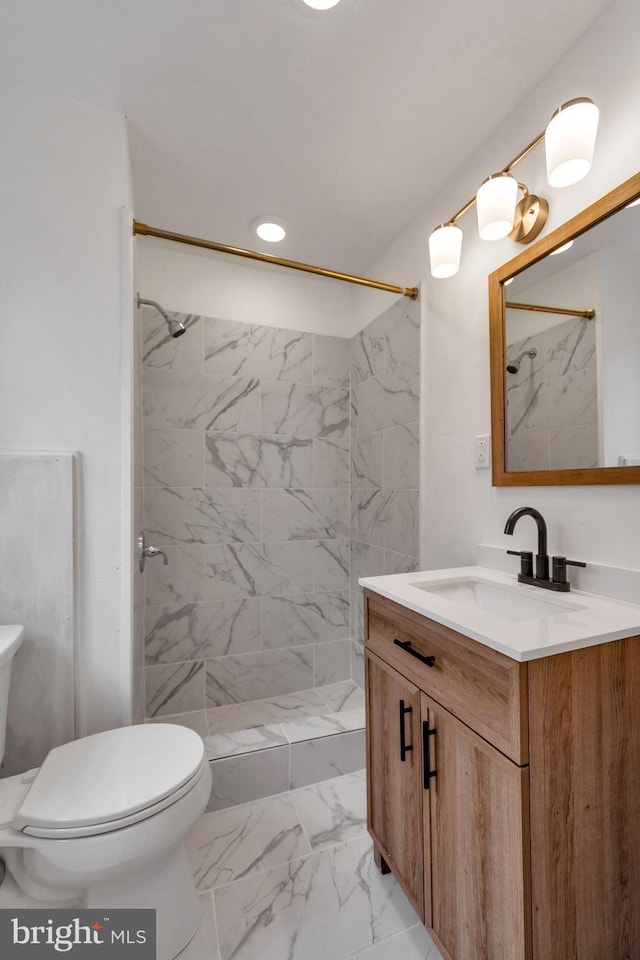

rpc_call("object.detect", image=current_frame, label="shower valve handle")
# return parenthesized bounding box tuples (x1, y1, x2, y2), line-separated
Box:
(137, 532, 168, 572)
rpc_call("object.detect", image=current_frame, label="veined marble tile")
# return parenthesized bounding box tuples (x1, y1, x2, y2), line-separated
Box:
(141, 308, 203, 371)
(178, 892, 220, 960)
(383, 421, 419, 489)
(313, 334, 350, 388)
(204, 541, 314, 601)
(313, 540, 350, 592)
(262, 591, 350, 649)
(206, 746, 290, 811)
(261, 488, 349, 541)
(204, 318, 312, 382)
(539, 367, 598, 430)
(350, 384, 359, 439)
(205, 647, 314, 707)
(145, 598, 261, 664)
(291, 770, 367, 850)
(384, 550, 419, 576)
(203, 724, 288, 760)
(351, 433, 384, 488)
(506, 431, 550, 471)
(213, 833, 417, 960)
(316, 680, 365, 714)
(351, 636, 365, 686)
(351, 540, 385, 590)
(352, 925, 445, 960)
(385, 299, 421, 367)
(544, 315, 595, 379)
(356, 354, 419, 437)
(205, 432, 313, 488)
(145, 487, 261, 545)
(290, 729, 366, 789)
(206, 689, 326, 735)
(313, 437, 350, 487)
(314, 638, 351, 686)
(143, 428, 204, 488)
(260, 381, 349, 438)
(146, 710, 209, 736)
(144, 544, 205, 606)
(505, 335, 545, 383)
(143, 368, 260, 432)
(351, 314, 389, 385)
(353, 489, 419, 556)
(549, 423, 599, 469)
(145, 660, 204, 717)
(282, 708, 364, 744)
(189, 795, 311, 891)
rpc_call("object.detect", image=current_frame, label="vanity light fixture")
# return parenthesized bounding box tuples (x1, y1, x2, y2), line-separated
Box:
(252, 217, 287, 243)
(302, 0, 342, 8)
(549, 240, 574, 256)
(428, 97, 599, 278)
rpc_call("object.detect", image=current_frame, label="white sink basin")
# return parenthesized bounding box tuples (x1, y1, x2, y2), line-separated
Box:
(413, 577, 586, 623)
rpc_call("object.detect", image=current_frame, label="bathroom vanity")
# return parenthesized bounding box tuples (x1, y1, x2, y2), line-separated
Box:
(360, 567, 640, 960)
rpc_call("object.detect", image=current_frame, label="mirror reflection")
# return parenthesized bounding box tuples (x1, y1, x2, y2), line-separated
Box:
(504, 196, 640, 472)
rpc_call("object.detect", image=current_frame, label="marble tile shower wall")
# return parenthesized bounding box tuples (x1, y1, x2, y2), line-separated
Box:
(506, 315, 597, 471)
(349, 299, 421, 680)
(141, 308, 352, 718)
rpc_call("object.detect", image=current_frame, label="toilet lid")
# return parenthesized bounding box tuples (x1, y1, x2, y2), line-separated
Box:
(13, 724, 206, 833)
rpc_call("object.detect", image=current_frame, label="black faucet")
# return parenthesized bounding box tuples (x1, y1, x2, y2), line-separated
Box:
(504, 506, 586, 592)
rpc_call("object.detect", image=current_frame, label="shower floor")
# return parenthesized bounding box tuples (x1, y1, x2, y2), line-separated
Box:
(149, 681, 365, 809)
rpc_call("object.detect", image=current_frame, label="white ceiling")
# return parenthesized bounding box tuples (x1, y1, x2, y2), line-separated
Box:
(0, 0, 611, 275)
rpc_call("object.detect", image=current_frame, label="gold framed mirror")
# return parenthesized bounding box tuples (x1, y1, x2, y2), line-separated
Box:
(489, 170, 640, 486)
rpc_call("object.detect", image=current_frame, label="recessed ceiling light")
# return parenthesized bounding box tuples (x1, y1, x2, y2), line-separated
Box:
(252, 218, 287, 243)
(302, 0, 342, 8)
(549, 240, 574, 256)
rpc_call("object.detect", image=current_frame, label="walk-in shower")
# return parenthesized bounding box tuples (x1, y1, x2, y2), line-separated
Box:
(137, 295, 186, 338)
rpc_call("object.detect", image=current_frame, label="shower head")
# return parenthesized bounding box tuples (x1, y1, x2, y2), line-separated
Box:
(507, 347, 537, 374)
(136, 295, 186, 338)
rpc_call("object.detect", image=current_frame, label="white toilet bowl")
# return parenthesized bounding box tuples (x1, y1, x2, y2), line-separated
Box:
(0, 723, 212, 960)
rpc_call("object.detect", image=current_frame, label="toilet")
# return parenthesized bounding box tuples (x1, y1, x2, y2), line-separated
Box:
(0, 625, 211, 960)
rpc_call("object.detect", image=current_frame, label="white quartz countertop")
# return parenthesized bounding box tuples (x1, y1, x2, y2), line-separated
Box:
(359, 566, 640, 662)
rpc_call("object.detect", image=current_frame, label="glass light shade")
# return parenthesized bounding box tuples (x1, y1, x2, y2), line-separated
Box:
(476, 173, 519, 241)
(428, 223, 463, 278)
(545, 98, 599, 187)
(302, 0, 342, 8)
(255, 220, 286, 242)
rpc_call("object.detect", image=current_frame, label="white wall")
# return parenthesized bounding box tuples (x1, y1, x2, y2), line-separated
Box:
(136, 239, 354, 337)
(0, 79, 134, 735)
(353, 0, 640, 572)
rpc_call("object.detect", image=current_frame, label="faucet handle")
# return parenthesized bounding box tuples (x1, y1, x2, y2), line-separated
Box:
(507, 550, 533, 578)
(552, 556, 586, 586)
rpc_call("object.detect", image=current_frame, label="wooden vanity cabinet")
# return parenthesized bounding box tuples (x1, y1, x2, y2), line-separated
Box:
(364, 589, 640, 960)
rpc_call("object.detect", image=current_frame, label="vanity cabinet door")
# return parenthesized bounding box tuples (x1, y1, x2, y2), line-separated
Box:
(424, 694, 531, 960)
(366, 650, 424, 919)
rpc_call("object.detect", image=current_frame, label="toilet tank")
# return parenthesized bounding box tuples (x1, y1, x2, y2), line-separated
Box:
(0, 626, 24, 765)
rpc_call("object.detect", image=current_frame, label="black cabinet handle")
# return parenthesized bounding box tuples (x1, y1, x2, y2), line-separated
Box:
(394, 638, 436, 667)
(422, 720, 437, 789)
(399, 699, 413, 762)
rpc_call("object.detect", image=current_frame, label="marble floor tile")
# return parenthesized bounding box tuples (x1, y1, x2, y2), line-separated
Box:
(177, 892, 220, 960)
(213, 833, 418, 960)
(350, 924, 444, 960)
(281, 708, 364, 744)
(291, 770, 367, 850)
(203, 724, 288, 760)
(188, 795, 311, 891)
(206, 689, 327, 735)
(316, 680, 365, 713)
(290, 729, 366, 789)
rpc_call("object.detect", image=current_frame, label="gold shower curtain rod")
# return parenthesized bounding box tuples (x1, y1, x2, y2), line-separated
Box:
(133, 221, 419, 300)
(506, 301, 595, 319)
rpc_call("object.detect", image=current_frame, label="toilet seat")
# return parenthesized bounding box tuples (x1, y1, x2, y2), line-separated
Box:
(12, 724, 206, 839)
